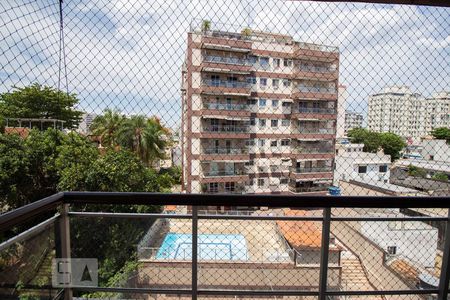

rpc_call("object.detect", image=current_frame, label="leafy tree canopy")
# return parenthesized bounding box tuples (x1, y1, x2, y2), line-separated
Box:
(0, 84, 83, 129)
(430, 127, 450, 143)
(347, 128, 406, 161)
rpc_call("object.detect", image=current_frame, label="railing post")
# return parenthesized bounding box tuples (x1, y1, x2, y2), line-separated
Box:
(192, 206, 198, 300)
(55, 203, 72, 300)
(438, 208, 450, 300)
(319, 207, 331, 300)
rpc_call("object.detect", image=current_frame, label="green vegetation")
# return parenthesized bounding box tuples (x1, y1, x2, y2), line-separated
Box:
(241, 27, 252, 38)
(0, 83, 83, 129)
(407, 165, 427, 178)
(432, 172, 448, 182)
(431, 127, 450, 144)
(201, 19, 211, 32)
(0, 84, 178, 292)
(347, 128, 406, 160)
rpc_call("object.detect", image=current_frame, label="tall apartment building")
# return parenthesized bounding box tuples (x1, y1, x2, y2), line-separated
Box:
(344, 110, 363, 135)
(368, 86, 449, 140)
(181, 25, 339, 195)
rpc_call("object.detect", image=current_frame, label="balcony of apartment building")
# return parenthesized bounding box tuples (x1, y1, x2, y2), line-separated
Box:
(200, 118, 250, 139)
(289, 160, 334, 180)
(2, 192, 449, 300)
(291, 81, 338, 100)
(291, 140, 335, 160)
(292, 101, 337, 120)
(201, 50, 253, 73)
(201, 96, 251, 119)
(288, 180, 331, 194)
(200, 161, 248, 183)
(200, 31, 253, 52)
(292, 61, 338, 81)
(199, 140, 249, 161)
(201, 74, 251, 95)
(293, 120, 336, 140)
(201, 182, 246, 194)
(293, 41, 339, 62)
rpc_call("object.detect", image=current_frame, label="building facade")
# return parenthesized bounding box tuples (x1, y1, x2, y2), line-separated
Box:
(181, 26, 339, 195)
(344, 110, 363, 135)
(368, 86, 449, 140)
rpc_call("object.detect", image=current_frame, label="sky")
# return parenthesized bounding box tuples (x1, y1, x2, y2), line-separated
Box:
(0, 0, 449, 130)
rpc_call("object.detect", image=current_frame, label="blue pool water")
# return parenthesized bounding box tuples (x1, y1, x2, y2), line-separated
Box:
(156, 233, 249, 261)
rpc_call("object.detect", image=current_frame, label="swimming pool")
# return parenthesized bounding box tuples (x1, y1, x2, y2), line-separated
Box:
(156, 233, 249, 261)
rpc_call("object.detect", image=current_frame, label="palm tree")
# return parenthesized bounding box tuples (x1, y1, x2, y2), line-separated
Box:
(90, 109, 124, 147)
(118, 115, 171, 165)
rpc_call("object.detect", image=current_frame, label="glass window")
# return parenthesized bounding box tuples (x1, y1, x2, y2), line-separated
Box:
(271, 119, 278, 127)
(281, 119, 290, 126)
(281, 139, 290, 146)
(358, 166, 367, 173)
(272, 100, 279, 107)
(257, 178, 265, 187)
(272, 79, 279, 89)
(260, 78, 267, 86)
(247, 98, 257, 105)
(283, 59, 292, 67)
(283, 79, 291, 87)
(387, 246, 397, 255)
(250, 117, 256, 126)
(270, 140, 277, 147)
(280, 178, 289, 184)
(259, 119, 266, 127)
(258, 139, 265, 147)
(260, 57, 269, 65)
(259, 98, 266, 107)
(246, 77, 257, 84)
(248, 55, 258, 64)
(273, 58, 281, 68)
(379, 165, 388, 173)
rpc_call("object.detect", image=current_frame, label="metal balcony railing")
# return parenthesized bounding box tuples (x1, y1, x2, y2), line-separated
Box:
(203, 148, 247, 155)
(298, 128, 335, 134)
(297, 107, 337, 114)
(289, 185, 330, 193)
(202, 79, 250, 89)
(295, 65, 337, 73)
(292, 147, 334, 154)
(0, 192, 449, 300)
(203, 102, 249, 111)
(297, 86, 337, 94)
(295, 42, 339, 53)
(290, 167, 333, 173)
(203, 125, 249, 133)
(203, 55, 250, 66)
(203, 169, 247, 177)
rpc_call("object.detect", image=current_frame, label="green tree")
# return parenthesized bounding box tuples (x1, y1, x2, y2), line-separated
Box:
(348, 128, 406, 161)
(118, 116, 171, 165)
(379, 132, 407, 160)
(0, 84, 82, 129)
(431, 127, 450, 143)
(432, 172, 448, 182)
(408, 165, 427, 178)
(90, 109, 124, 147)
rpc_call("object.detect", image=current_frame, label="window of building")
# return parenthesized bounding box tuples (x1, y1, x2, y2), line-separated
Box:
(272, 99, 279, 107)
(272, 79, 279, 89)
(283, 79, 291, 87)
(247, 98, 257, 105)
(283, 59, 292, 67)
(250, 117, 256, 126)
(260, 78, 267, 87)
(208, 182, 218, 193)
(259, 98, 267, 107)
(358, 166, 367, 173)
(258, 178, 265, 187)
(280, 178, 289, 184)
(246, 77, 257, 84)
(270, 140, 278, 147)
(379, 165, 388, 173)
(273, 58, 281, 68)
(225, 182, 235, 192)
(271, 119, 278, 127)
(387, 246, 397, 255)
(258, 139, 265, 147)
(259, 119, 266, 127)
(248, 55, 258, 64)
(281, 139, 290, 146)
(281, 119, 290, 126)
(245, 139, 255, 147)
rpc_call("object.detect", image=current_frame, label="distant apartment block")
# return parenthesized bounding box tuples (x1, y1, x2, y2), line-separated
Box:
(368, 86, 450, 140)
(77, 113, 97, 135)
(344, 110, 363, 135)
(181, 24, 339, 195)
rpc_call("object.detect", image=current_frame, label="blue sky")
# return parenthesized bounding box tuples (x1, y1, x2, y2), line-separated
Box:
(0, 0, 449, 130)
